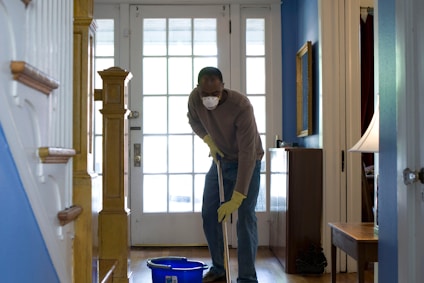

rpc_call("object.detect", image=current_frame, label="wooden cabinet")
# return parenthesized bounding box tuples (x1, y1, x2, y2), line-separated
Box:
(269, 148, 323, 274)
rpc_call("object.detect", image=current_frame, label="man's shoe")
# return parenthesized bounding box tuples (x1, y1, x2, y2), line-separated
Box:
(202, 270, 226, 282)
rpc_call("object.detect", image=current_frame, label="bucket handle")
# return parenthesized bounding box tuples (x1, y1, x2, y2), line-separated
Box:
(147, 256, 187, 270)
(147, 256, 208, 270)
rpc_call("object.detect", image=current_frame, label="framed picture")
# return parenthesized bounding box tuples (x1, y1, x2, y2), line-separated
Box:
(296, 41, 313, 137)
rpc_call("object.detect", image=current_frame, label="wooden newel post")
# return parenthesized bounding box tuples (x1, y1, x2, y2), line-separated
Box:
(98, 67, 133, 283)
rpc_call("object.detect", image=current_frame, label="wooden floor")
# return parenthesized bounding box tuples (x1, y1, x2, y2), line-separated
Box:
(130, 246, 374, 283)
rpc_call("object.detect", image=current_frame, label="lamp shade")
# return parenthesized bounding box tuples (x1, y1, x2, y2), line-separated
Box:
(349, 99, 379, 153)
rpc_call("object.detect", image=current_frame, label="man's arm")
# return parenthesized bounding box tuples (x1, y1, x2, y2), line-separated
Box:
(217, 103, 261, 222)
(187, 89, 208, 138)
(233, 105, 260, 195)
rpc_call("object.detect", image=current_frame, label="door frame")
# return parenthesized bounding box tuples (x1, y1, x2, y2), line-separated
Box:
(319, 0, 363, 273)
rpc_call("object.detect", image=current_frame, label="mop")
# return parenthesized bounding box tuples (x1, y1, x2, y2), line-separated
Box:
(216, 159, 232, 283)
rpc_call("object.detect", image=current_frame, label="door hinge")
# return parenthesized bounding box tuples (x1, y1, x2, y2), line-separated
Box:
(341, 150, 345, 172)
(229, 20, 232, 34)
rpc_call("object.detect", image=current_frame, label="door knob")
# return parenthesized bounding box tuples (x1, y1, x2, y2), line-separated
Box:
(403, 168, 424, 185)
(128, 110, 140, 119)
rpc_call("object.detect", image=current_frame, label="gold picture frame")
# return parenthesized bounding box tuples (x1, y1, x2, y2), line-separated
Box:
(296, 41, 313, 137)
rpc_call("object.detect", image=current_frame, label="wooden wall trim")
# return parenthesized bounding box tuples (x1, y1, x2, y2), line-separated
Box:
(10, 61, 59, 95)
(73, 1, 95, 282)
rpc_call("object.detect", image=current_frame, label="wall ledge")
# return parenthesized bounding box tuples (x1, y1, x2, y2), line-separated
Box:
(57, 205, 83, 226)
(38, 147, 76, 164)
(10, 61, 59, 95)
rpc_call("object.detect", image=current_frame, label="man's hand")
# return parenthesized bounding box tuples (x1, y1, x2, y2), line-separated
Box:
(217, 191, 246, 222)
(203, 134, 224, 163)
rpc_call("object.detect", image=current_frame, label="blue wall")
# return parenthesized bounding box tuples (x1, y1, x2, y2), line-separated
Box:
(281, 0, 320, 148)
(282, 1, 399, 281)
(0, 124, 59, 283)
(377, 1, 398, 281)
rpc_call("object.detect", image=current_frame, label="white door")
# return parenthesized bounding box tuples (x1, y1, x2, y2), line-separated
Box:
(397, 0, 424, 281)
(128, 4, 281, 246)
(129, 5, 230, 246)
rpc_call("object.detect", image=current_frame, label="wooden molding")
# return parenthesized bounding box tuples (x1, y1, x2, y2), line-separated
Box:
(57, 205, 83, 226)
(38, 147, 76, 164)
(94, 88, 103, 101)
(10, 61, 59, 95)
(73, 1, 95, 282)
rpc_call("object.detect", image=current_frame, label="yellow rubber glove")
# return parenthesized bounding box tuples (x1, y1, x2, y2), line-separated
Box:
(203, 134, 224, 163)
(217, 191, 246, 222)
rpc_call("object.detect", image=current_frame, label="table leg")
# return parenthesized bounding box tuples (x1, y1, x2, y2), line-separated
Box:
(357, 253, 365, 283)
(331, 240, 336, 283)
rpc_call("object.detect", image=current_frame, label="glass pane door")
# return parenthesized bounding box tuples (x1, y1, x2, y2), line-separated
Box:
(129, 5, 230, 245)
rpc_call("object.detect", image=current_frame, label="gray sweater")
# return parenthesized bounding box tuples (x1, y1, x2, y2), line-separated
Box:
(187, 87, 264, 195)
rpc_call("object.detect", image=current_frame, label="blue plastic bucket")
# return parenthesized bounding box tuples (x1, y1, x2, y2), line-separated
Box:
(147, 256, 208, 283)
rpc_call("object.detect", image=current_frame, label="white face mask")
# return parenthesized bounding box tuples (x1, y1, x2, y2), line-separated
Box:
(202, 96, 220, 110)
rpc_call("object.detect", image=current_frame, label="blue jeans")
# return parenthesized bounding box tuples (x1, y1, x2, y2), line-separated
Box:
(202, 160, 261, 283)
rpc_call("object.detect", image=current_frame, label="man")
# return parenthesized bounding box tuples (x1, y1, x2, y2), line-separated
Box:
(187, 67, 264, 283)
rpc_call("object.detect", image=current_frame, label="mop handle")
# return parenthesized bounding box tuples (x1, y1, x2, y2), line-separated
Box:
(217, 158, 232, 283)
(217, 158, 225, 203)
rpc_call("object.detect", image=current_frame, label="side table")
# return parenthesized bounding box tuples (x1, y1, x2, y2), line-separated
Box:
(329, 222, 378, 283)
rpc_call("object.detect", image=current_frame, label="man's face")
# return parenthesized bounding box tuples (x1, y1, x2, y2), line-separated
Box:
(197, 75, 224, 97)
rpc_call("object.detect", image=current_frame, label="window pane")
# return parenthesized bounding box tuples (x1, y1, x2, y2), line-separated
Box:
(143, 96, 167, 134)
(144, 175, 167, 212)
(248, 96, 265, 133)
(194, 174, 205, 212)
(95, 58, 114, 89)
(260, 134, 266, 172)
(194, 19, 217, 55)
(143, 58, 167, 94)
(169, 135, 192, 173)
(245, 16, 267, 215)
(95, 19, 114, 56)
(143, 136, 167, 173)
(143, 19, 167, 56)
(94, 101, 103, 135)
(246, 58, 265, 94)
(169, 19, 192, 56)
(169, 174, 193, 212)
(194, 136, 212, 172)
(168, 57, 192, 94)
(193, 58, 217, 87)
(246, 19, 265, 56)
(94, 136, 103, 174)
(169, 96, 192, 134)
